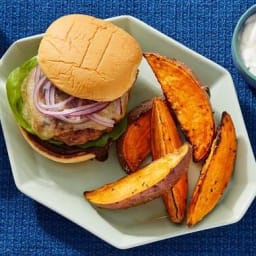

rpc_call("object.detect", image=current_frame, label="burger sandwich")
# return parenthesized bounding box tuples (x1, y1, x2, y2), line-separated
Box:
(6, 14, 142, 163)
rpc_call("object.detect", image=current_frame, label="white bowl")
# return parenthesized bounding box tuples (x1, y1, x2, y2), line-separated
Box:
(0, 15, 256, 249)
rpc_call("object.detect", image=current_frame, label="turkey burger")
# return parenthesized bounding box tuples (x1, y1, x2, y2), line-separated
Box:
(6, 14, 142, 163)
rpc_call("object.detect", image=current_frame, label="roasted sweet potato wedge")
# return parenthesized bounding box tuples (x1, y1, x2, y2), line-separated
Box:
(116, 100, 152, 174)
(151, 97, 188, 223)
(84, 143, 192, 209)
(144, 52, 215, 162)
(187, 111, 237, 226)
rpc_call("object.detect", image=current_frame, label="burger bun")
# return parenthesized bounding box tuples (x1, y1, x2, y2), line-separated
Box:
(38, 14, 142, 101)
(19, 128, 96, 163)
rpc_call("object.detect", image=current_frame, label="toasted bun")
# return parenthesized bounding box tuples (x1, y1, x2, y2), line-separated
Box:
(19, 127, 96, 163)
(38, 14, 142, 101)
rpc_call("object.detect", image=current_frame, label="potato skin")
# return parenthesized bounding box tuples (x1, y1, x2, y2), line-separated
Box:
(144, 52, 215, 162)
(84, 143, 192, 209)
(187, 111, 237, 226)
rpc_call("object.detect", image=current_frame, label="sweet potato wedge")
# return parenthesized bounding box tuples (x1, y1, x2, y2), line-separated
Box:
(151, 97, 188, 223)
(116, 100, 152, 173)
(144, 52, 215, 162)
(187, 111, 237, 226)
(84, 143, 192, 209)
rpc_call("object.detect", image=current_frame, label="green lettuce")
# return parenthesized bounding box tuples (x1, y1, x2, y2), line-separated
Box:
(79, 116, 127, 149)
(6, 56, 38, 133)
(6, 57, 127, 148)
(48, 116, 127, 148)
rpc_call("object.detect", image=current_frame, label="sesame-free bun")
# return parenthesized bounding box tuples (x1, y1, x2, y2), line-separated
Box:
(19, 127, 96, 163)
(38, 14, 142, 101)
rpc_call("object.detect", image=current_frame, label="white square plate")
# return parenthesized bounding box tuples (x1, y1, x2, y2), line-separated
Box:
(0, 15, 256, 249)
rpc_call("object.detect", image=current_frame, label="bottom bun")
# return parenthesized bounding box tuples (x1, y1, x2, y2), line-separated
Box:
(19, 128, 110, 163)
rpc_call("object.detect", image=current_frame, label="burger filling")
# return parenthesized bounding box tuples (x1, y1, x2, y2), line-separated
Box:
(6, 56, 129, 148)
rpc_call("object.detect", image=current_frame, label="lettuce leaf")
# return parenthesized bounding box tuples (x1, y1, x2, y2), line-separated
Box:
(6, 56, 38, 133)
(6, 57, 127, 148)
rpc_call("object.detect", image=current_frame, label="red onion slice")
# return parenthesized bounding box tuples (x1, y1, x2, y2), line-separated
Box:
(68, 102, 110, 116)
(49, 84, 55, 105)
(43, 81, 52, 105)
(39, 95, 75, 110)
(34, 65, 41, 83)
(33, 77, 108, 116)
(33, 76, 48, 107)
(33, 67, 114, 126)
(87, 113, 115, 127)
(56, 115, 89, 124)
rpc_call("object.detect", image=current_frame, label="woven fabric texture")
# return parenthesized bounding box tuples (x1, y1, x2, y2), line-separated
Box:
(0, 0, 256, 255)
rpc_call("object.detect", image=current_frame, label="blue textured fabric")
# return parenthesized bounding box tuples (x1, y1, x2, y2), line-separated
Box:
(0, 0, 256, 255)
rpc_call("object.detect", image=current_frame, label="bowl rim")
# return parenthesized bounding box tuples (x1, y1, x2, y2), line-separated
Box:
(232, 4, 256, 82)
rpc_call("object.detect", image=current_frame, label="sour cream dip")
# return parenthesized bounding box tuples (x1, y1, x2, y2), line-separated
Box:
(239, 13, 256, 76)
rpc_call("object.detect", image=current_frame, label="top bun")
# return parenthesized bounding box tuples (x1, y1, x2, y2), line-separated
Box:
(38, 14, 142, 101)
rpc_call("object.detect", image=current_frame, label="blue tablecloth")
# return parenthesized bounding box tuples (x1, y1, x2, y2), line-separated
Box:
(1, 1, 255, 255)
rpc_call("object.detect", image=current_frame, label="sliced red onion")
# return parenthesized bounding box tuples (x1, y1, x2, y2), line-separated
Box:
(33, 76, 47, 107)
(35, 95, 110, 117)
(33, 77, 108, 116)
(77, 99, 83, 106)
(33, 66, 123, 127)
(43, 81, 52, 105)
(34, 78, 72, 110)
(39, 94, 74, 110)
(49, 84, 55, 105)
(55, 115, 89, 124)
(68, 102, 110, 116)
(34, 65, 41, 83)
(87, 113, 115, 127)
(33, 67, 114, 126)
